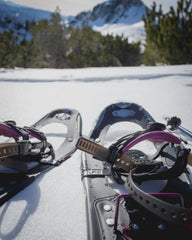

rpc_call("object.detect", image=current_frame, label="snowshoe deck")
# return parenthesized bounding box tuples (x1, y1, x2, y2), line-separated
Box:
(79, 102, 192, 240)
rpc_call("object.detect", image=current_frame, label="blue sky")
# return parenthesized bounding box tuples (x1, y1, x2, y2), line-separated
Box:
(5, 0, 178, 16)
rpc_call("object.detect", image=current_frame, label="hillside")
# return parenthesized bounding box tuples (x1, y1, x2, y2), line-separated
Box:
(69, 0, 148, 27)
(0, 0, 148, 43)
(0, 0, 54, 40)
(0, 0, 52, 24)
(68, 0, 148, 42)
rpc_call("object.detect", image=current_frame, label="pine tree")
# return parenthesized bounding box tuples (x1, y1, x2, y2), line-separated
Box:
(47, 7, 67, 67)
(28, 7, 68, 68)
(29, 19, 49, 67)
(0, 29, 18, 68)
(142, 0, 192, 65)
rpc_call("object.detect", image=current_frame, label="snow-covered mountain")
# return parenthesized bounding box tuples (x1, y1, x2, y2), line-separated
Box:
(0, 0, 54, 40)
(69, 0, 148, 28)
(0, 0, 148, 43)
(0, 0, 52, 24)
(68, 0, 148, 42)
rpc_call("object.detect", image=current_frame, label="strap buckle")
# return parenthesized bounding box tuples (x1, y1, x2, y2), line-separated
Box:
(18, 140, 32, 157)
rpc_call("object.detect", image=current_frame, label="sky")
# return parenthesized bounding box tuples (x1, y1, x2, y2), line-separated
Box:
(5, 0, 178, 16)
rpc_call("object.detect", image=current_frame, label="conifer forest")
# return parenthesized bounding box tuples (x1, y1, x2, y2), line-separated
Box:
(0, 0, 191, 68)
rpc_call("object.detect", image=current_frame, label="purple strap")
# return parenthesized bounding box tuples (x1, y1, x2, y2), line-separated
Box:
(25, 130, 42, 141)
(0, 123, 42, 140)
(122, 131, 181, 154)
(0, 123, 21, 138)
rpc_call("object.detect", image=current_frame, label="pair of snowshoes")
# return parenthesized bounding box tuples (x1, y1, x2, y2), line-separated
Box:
(0, 102, 192, 240)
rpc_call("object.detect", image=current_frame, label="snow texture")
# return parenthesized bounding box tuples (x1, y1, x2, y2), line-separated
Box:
(0, 64, 192, 239)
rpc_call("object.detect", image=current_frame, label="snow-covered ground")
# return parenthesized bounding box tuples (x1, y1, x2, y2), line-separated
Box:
(0, 64, 192, 239)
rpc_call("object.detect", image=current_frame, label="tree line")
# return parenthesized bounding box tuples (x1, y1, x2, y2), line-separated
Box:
(0, 0, 191, 68)
(0, 9, 141, 68)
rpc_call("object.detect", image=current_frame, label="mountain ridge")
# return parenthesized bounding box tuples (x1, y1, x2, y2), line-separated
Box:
(0, 0, 148, 42)
(69, 0, 148, 28)
(0, 0, 53, 24)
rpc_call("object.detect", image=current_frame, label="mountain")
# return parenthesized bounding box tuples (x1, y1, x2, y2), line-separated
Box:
(69, 0, 148, 28)
(0, 0, 148, 43)
(0, 0, 52, 24)
(68, 0, 148, 43)
(0, 0, 55, 41)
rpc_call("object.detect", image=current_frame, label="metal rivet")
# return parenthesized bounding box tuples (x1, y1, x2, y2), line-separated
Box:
(95, 138, 100, 143)
(103, 205, 112, 212)
(106, 218, 114, 226)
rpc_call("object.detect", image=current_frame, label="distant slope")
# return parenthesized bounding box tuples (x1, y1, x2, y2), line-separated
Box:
(0, 0, 52, 24)
(0, 0, 69, 42)
(0, 0, 54, 41)
(93, 21, 146, 43)
(69, 0, 148, 28)
(68, 0, 148, 43)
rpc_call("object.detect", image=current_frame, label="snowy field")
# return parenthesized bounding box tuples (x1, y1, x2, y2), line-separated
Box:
(0, 64, 192, 239)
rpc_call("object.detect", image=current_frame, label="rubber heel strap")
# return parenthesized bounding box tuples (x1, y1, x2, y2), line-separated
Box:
(125, 168, 192, 227)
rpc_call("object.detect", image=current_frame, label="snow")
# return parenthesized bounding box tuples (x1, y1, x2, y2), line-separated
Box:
(0, 64, 192, 239)
(94, 21, 146, 43)
(71, 2, 147, 43)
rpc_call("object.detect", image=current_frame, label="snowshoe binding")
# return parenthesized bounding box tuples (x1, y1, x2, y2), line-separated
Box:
(0, 108, 82, 206)
(76, 102, 192, 240)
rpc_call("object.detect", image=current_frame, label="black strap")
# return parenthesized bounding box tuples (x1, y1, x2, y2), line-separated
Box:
(132, 148, 189, 182)
(125, 168, 192, 226)
(0, 123, 54, 172)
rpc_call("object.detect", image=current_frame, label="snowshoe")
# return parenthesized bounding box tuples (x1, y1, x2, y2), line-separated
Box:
(0, 108, 82, 206)
(76, 102, 192, 240)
